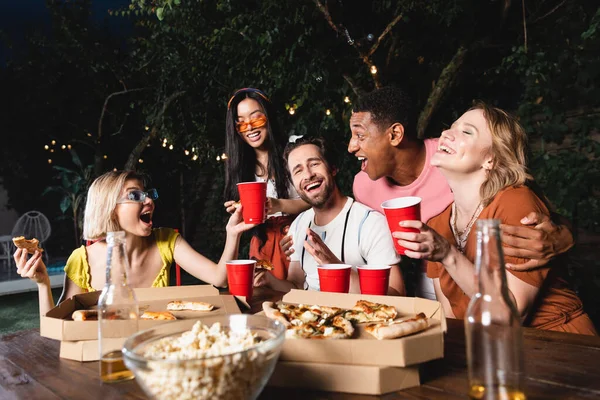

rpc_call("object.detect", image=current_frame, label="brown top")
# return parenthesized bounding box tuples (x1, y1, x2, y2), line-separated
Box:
(426, 186, 590, 331)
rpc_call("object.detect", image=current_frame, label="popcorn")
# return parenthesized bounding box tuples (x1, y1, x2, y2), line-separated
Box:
(136, 321, 269, 400)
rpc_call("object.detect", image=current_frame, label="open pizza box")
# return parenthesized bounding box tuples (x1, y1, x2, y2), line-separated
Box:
(41, 285, 240, 342)
(268, 361, 420, 395)
(272, 289, 447, 368)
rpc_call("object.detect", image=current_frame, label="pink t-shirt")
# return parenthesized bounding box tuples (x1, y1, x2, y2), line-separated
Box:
(353, 138, 453, 223)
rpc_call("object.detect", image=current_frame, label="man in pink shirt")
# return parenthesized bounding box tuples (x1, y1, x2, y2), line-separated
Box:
(348, 87, 574, 299)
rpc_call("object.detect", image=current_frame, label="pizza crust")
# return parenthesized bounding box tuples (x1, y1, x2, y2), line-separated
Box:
(72, 310, 98, 321)
(166, 300, 214, 311)
(365, 313, 429, 340)
(12, 236, 44, 254)
(141, 311, 177, 320)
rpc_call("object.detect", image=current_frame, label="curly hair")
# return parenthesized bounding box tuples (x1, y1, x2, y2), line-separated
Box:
(472, 102, 533, 206)
(352, 86, 416, 139)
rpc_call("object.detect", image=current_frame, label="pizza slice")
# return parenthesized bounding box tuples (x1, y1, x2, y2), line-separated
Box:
(345, 300, 398, 323)
(72, 310, 98, 321)
(365, 312, 429, 340)
(12, 236, 44, 254)
(166, 300, 214, 311)
(140, 311, 177, 320)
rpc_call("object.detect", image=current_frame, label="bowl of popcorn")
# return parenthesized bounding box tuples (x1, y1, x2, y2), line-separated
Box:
(122, 314, 286, 400)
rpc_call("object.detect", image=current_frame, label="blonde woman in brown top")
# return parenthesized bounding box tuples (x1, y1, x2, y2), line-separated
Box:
(393, 102, 596, 335)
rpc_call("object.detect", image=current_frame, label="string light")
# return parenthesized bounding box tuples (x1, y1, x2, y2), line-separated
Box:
(113, 168, 117, 172)
(61, 145, 66, 150)
(184, 150, 190, 156)
(162, 142, 167, 147)
(51, 140, 56, 145)
(289, 108, 296, 115)
(50, 149, 55, 153)
(145, 126, 150, 131)
(67, 144, 72, 150)
(221, 153, 228, 160)
(325, 109, 331, 116)
(192, 155, 198, 161)
(344, 96, 350, 103)
(168, 144, 173, 150)
(103, 155, 108, 159)
(217, 155, 221, 161)
(370, 65, 378, 75)
(44, 145, 49, 150)
(87, 133, 92, 137)
(138, 158, 144, 163)
(48, 159, 52, 164)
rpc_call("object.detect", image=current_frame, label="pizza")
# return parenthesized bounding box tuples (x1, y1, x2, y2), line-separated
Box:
(262, 301, 351, 339)
(72, 310, 98, 321)
(344, 300, 398, 323)
(255, 259, 274, 271)
(141, 311, 177, 320)
(365, 312, 429, 340)
(12, 236, 44, 254)
(166, 300, 214, 311)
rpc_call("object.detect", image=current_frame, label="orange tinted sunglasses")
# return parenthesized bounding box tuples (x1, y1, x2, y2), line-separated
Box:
(236, 115, 268, 133)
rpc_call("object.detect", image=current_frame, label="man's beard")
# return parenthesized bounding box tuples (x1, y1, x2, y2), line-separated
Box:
(298, 180, 334, 209)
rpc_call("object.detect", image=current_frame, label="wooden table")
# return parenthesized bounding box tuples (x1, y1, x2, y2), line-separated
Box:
(1, 287, 599, 399)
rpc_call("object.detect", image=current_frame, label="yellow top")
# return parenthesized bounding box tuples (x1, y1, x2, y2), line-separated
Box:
(64, 228, 180, 291)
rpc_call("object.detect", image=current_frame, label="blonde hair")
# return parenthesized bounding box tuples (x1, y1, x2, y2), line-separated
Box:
(82, 170, 146, 240)
(471, 102, 533, 206)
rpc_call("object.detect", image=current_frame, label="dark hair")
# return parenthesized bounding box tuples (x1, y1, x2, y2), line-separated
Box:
(352, 86, 416, 140)
(224, 88, 290, 201)
(283, 137, 337, 173)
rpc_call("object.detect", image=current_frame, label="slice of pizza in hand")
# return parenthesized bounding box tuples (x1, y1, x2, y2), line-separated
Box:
(166, 300, 214, 311)
(12, 236, 44, 254)
(365, 313, 429, 340)
(345, 300, 398, 323)
(255, 259, 274, 271)
(140, 311, 177, 320)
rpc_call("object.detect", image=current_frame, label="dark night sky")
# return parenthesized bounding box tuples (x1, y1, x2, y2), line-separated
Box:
(0, 0, 130, 63)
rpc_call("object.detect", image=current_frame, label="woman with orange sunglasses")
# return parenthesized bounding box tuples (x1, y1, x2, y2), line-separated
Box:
(223, 88, 309, 281)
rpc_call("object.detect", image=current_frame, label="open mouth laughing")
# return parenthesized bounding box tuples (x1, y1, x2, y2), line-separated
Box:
(357, 156, 368, 171)
(437, 144, 456, 155)
(303, 179, 323, 194)
(246, 130, 262, 142)
(140, 210, 153, 226)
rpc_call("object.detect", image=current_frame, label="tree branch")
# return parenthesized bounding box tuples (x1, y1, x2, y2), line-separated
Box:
(342, 74, 362, 97)
(530, 0, 566, 24)
(367, 14, 403, 57)
(312, 0, 340, 35)
(97, 88, 147, 140)
(417, 46, 468, 139)
(522, 0, 528, 53)
(125, 91, 186, 170)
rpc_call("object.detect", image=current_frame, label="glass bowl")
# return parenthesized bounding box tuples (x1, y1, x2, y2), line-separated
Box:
(122, 314, 286, 400)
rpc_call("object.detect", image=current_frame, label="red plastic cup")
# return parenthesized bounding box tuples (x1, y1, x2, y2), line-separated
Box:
(226, 260, 256, 300)
(381, 197, 422, 255)
(237, 182, 267, 224)
(357, 265, 392, 295)
(317, 264, 352, 293)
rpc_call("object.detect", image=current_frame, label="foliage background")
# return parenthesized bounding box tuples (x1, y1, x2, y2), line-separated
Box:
(0, 0, 598, 320)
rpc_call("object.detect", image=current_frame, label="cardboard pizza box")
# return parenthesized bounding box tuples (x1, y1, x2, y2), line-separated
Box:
(272, 289, 447, 367)
(41, 285, 240, 342)
(268, 361, 420, 395)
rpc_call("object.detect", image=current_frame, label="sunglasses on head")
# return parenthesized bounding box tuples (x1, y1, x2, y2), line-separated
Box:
(227, 88, 270, 109)
(117, 189, 159, 204)
(236, 115, 268, 133)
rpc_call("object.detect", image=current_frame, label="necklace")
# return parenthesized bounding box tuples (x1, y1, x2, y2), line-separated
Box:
(450, 202, 484, 253)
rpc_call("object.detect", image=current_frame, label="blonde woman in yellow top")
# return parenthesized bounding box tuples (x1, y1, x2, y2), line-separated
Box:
(15, 170, 255, 316)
